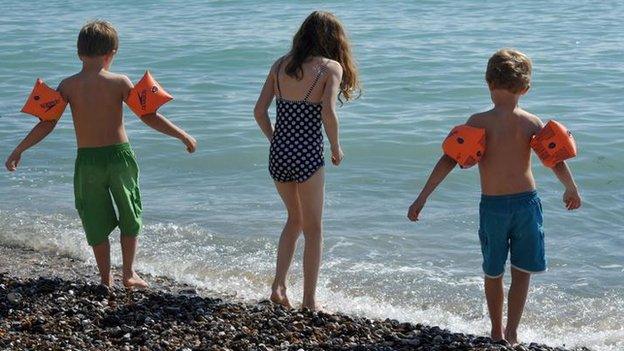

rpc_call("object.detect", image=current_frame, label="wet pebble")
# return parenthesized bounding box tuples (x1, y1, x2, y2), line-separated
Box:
(0, 273, 588, 351)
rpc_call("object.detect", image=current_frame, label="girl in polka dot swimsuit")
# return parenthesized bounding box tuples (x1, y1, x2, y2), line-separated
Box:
(254, 11, 360, 310)
(269, 60, 326, 183)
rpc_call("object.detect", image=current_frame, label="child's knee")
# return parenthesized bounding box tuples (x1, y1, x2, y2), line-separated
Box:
(302, 220, 322, 237)
(286, 214, 303, 231)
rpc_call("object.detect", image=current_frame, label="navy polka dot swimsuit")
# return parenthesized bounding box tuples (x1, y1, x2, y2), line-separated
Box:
(269, 61, 327, 183)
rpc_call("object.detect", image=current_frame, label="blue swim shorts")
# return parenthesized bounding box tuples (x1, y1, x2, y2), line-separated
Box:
(478, 190, 546, 278)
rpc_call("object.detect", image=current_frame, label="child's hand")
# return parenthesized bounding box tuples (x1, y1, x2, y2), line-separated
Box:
(563, 187, 581, 210)
(5, 151, 21, 171)
(331, 146, 344, 166)
(182, 134, 197, 153)
(407, 197, 426, 221)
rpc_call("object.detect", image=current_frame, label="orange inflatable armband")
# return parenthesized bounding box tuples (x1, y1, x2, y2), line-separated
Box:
(442, 125, 486, 168)
(530, 120, 577, 168)
(21, 79, 67, 121)
(126, 71, 173, 117)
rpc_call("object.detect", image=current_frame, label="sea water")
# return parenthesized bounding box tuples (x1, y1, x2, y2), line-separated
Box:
(0, 1, 622, 350)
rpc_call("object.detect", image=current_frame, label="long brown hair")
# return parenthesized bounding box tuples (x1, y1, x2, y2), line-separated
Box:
(285, 11, 360, 103)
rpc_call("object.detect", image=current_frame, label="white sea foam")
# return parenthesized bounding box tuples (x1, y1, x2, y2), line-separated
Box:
(1, 212, 621, 350)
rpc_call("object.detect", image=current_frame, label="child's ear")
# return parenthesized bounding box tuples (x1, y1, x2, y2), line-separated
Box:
(521, 84, 531, 95)
(104, 51, 116, 65)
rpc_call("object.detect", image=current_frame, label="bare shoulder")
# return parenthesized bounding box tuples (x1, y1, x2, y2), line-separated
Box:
(106, 71, 133, 87)
(58, 72, 80, 87)
(517, 108, 544, 133)
(323, 59, 342, 76)
(57, 73, 80, 99)
(270, 55, 289, 74)
(104, 71, 133, 99)
(466, 110, 492, 128)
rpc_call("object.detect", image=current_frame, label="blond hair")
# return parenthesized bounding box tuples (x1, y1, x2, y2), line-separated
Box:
(77, 20, 119, 57)
(486, 49, 532, 93)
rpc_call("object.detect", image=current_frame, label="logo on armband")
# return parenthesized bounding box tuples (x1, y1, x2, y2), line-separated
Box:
(20, 78, 68, 121)
(41, 99, 60, 112)
(125, 71, 173, 117)
(137, 90, 147, 111)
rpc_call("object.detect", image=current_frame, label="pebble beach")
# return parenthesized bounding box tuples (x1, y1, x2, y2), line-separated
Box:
(0, 245, 591, 351)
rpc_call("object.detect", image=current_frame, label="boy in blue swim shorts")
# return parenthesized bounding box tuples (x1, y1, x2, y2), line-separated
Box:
(407, 49, 581, 345)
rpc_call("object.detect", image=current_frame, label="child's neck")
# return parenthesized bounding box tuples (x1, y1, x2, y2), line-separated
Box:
(81, 57, 109, 73)
(490, 89, 521, 113)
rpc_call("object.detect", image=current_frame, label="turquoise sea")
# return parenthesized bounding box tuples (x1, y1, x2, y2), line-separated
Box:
(1, 1, 622, 350)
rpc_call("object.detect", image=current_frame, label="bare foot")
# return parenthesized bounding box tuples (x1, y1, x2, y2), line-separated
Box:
(504, 329, 519, 346)
(123, 272, 149, 289)
(490, 328, 505, 342)
(100, 274, 113, 287)
(270, 285, 292, 309)
(301, 299, 319, 311)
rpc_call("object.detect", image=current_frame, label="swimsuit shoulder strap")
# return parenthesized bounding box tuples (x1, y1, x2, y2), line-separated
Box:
(275, 57, 284, 98)
(303, 62, 328, 102)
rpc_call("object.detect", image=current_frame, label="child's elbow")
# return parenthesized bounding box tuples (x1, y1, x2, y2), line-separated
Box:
(40, 119, 58, 130)
(553, 160, 568, 171)
(253, 105, 266, 120)
(441, 154, 457, 165)
(321, 109, 338, 124)
(138, 112, 157, 123)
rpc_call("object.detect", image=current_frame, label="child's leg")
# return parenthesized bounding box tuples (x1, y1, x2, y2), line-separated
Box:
(298, 168, 325, 310)
(484, 275, 505, 341)
(106, 145, 146, 289)
(120, 234, 148, 289)
(271, 181, 303, 308)
(92, 240, 113, 286)
(505, 267, 531, 344)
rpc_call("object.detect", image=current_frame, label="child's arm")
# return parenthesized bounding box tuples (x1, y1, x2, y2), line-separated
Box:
(321, 62, 344, 166)
(138, 112, 196, 153)
(253, 62, 277, 142)
(407, 155, 457, 221)
(530, 114, 581, 210)
(5, 120, 58, 171)
(119, 75, 195, 153)
(5, 79, 69, 171)
(551, 161, 581, 210)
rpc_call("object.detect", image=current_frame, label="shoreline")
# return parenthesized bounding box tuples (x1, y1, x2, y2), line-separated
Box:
(0, 244, 588, 351)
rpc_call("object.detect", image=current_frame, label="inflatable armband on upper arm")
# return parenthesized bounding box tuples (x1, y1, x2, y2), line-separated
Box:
(442, 124, 486, 169)
(530, 120, 577, 168)
(125, 71, 173, 117)
(21, 79, 67, 121)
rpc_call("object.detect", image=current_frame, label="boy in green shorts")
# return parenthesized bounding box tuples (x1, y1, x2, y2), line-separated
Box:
(5, 20, 196, 288)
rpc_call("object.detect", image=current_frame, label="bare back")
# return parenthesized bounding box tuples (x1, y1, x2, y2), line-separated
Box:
(274, 56, 331, 103)
(59, 70, 132, 148)
(468, 108, 543, 195)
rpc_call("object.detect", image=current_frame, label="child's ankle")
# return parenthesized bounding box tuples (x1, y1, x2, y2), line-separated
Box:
(504, 328, 518, 340)
(100, 274, 113, 287)
(272, 282, 287, 291)
(122, 270, 135, 279)
(490, 328, 504, 341)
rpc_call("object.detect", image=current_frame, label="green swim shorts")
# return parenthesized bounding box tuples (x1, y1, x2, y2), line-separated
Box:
(74, 143, 142, 246)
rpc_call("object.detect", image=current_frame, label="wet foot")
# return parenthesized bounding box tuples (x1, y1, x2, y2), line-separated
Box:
(490, 329, 505, 343)
(504, 329, 518, 346)
(123, 272, 149, 289)
(270, 285, 292, 309)
(100, 274, 113, 287)
(301, 299, 319, 311)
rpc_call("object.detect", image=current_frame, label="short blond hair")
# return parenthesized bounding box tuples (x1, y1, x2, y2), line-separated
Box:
(77, 20, 118, 57)
(485, 49, 532, 93)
